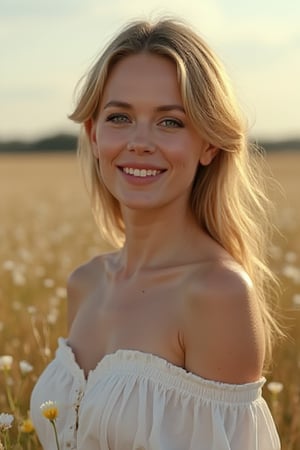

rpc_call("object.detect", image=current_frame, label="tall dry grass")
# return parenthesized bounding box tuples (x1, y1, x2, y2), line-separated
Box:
(0, 152, 299, 449)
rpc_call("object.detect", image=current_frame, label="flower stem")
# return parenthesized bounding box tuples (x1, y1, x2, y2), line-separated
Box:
(3, 430, 11, 449)
(4, 369, 16, 412)
(27, 436, 32, 450)
(50, 420, 60, 450)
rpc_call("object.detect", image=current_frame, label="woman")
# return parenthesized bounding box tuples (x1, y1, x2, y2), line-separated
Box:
(31, 18, 281, 449)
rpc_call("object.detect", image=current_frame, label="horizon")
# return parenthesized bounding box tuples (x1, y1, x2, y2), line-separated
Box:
(1, 131, 300, 149)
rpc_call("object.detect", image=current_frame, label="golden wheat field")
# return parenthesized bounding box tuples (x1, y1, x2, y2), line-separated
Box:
(0, 152, 299, 449)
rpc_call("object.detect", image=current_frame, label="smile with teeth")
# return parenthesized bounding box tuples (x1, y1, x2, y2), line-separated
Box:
(122, 167, 163, 177)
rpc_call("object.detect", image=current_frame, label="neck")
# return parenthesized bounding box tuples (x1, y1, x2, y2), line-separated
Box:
(117, 200, 202, 278)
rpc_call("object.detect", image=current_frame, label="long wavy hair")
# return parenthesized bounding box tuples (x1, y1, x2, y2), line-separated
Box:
(69, 18, 282, 366)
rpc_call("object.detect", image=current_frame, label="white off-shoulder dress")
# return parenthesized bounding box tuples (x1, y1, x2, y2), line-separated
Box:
(30, 338, 280, 450)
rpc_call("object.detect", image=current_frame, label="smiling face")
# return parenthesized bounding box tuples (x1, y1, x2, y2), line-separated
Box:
(86, 53, 217, 211)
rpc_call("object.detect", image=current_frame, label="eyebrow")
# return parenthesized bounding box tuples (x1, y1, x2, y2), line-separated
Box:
(103, 100, 185, 113)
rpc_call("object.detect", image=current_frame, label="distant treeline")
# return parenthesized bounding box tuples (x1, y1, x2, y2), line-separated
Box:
(0, 134, 77, 153)
(0, 133, 299, 153)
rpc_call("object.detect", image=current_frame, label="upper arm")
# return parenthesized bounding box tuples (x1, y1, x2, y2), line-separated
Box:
(183, 265, 265, 384)
(66, 256, 102, 331)
(66, 267, 85, 331)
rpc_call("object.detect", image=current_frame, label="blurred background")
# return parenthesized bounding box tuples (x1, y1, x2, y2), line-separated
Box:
(0, 1, 299, 449)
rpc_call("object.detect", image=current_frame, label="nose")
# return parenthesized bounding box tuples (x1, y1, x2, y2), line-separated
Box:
(126, 124, 156, 154)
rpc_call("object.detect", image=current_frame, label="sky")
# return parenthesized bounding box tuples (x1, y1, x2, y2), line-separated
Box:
(1, 0, 299, 141)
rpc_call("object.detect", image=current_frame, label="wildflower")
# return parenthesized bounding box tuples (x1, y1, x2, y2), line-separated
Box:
(40, 401, 60, 450)
(20, 418, 35, 433)
(44, 278, 55, 288)
(285, 251, 297, 263)
(0, 355, 13, 371)
(282, 264, 300, 283)
(40, 401, 59, 421)
(27, 306, 37, 315)
(0, 413, 14, 432)
(47, 311, 58, 325)
(43, 347, 51, 357)
(12, 270, 26, 286)
(56, 287, 66, 298)
(47, 306, 59, 323)
(2, 260, 15, 271)
(267, 382, 284, 395)
(19, 360, 33, 375)
(292, 294, 300, 308)
(267, 381, 283, 421)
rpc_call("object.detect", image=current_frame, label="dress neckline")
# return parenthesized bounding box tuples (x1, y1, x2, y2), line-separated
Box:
(56, 337, 266, 396)
(61, 337, 188, 383)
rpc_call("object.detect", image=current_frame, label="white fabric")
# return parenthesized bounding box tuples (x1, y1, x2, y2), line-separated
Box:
(30, 338, 280, 450)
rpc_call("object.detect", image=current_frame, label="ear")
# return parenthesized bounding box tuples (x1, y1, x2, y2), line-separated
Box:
(199, 143, 219, 166)
(84, 119, 99, 158)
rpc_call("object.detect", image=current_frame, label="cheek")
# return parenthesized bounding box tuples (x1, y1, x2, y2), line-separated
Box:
(170, 145, 201, 184)
(165, 141, 200, 171)
(96, 130, 124, 162)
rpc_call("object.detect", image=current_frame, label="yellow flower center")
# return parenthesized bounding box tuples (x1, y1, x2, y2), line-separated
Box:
(20, 419, 35, 433)
(42, 407, 59, 421)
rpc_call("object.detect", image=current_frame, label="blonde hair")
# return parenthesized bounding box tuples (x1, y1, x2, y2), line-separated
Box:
(69, 18, 282, 365)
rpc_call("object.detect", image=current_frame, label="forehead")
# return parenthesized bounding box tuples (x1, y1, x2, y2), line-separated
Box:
(101, 53, 182, 105)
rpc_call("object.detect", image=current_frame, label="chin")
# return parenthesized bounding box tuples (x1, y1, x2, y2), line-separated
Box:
(119, 196, 164, 211)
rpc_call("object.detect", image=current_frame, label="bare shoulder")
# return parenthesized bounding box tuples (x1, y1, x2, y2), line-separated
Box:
(183, 260, 265, 384)
(66, 254, 106, 330)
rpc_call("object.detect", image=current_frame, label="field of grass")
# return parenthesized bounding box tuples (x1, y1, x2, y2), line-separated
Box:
(0, 152, 299, 449)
